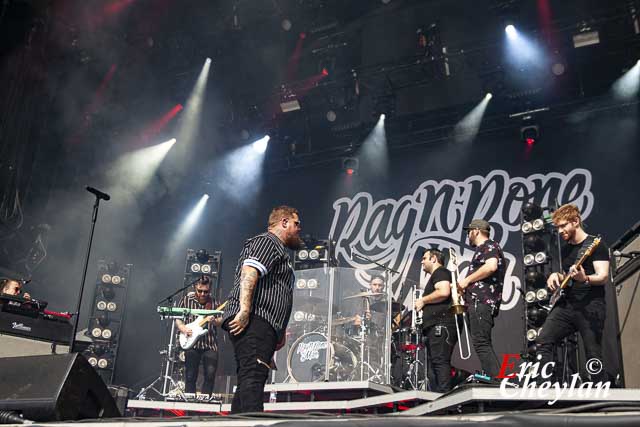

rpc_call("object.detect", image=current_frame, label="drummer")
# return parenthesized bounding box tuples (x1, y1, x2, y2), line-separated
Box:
(352, 274, 390, 335)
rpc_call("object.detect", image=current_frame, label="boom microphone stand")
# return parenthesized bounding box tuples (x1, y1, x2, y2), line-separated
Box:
(69, 187, 110, 353)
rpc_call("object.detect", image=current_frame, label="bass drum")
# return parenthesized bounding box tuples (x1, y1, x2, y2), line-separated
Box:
(287, 332, 358, 383)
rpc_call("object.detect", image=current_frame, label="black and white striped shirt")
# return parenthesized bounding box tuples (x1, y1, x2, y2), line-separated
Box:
(223, 232, 294, 338)
(177, 293, 218, 351)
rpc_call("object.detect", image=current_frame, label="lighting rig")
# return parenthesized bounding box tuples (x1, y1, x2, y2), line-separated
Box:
(520, 203, 579, 378)
(83, 260, 132, 385)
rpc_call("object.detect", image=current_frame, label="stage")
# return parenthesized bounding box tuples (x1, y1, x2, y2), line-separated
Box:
(6, 385, 640, 427)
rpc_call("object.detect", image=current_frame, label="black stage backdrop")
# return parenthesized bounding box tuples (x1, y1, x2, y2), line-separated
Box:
(28, 103, 639, 389)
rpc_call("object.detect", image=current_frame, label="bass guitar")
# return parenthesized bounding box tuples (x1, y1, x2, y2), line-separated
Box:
(548, 237, 601, 310)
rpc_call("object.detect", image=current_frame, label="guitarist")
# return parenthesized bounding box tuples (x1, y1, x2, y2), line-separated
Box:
(535, 204, 610, 382)
(175, 275, 222, 396)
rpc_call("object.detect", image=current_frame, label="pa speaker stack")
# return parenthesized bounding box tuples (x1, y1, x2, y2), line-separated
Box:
(0, 353, 120, 422)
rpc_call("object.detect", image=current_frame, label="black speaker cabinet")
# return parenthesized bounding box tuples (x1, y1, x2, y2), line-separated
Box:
(0, 353, 120, 421)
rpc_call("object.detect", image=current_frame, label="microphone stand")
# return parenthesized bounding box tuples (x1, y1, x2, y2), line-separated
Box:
(69, 192, 107, 352)
(157, 276, 202, 306)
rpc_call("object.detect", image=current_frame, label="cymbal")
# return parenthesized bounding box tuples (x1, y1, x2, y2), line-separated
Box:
(370, 300, 404, 313)
(343, 292, 384, 300)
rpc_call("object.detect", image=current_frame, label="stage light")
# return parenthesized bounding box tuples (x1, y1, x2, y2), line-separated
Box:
(111, 275, 122, 285)
(521, 125, 539, 145)
(293, 311, 305, 322)
(524, 254, 535, 266)
(342, 157, 359, 176)
(485, 93, 493, 100)
(106, 302, 117, 312)
(522, 203, 543, 221)
(380, 114, 386, 121)
(527, 306, 548, 326)
(92, 327, 103, 338)
(534, 252, 547, 264)
(296, 279, 307, 289)
(281, 18, 292, 31)
(321, 68, 329, 76)
(521, 222, 533, 234)
(253, 135, 270, 154)
(102, 328, 112, 339)
(309, 249, 320, 260)
(307, 278, 319, 289)
(97, 301, 107, 311)
(101, 274, 112, 284)
(524, 235, 545, 252)
(505, 24, 517, 38)
(536, 288, 548, 301)
(201, 264, 211, 274)
(525, 291, 536, 303)
(190, 263, 201, 272)
(326, 110, 337, 122)
(102, 286, 115, 300)
(88, 356, 98, 367)
(525, 270, 546, 288)
(526, 328, 539, 341)
(97, 313, 110, 327)
(297, 250, 309, 260)
(97, 358, 109, 369)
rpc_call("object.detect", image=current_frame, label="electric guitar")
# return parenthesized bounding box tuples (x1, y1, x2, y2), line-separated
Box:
(178, 301, 227, 350)
(548, 236, 601, 310)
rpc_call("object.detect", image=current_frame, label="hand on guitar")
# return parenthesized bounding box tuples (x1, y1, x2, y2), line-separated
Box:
(547, 272, 565, 291)
(414, 297, 425, 312)
(568, 264, 587, 283)
(228, 309, 250, 335)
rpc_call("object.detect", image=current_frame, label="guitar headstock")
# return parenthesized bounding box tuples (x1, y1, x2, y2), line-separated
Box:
(584, 236, 602, 257)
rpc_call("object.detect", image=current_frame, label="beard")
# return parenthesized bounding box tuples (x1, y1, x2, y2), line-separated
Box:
(285, 233, 304, 250)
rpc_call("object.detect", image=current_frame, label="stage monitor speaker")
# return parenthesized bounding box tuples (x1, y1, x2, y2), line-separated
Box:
(0, 353, 120, 421)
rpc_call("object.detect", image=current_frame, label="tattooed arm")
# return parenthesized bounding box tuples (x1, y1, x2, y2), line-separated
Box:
(228, 265, 259, 335)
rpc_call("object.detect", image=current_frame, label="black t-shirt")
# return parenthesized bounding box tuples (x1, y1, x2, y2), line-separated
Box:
(422, 266, 454, 328)
(561, 235, 609, 302)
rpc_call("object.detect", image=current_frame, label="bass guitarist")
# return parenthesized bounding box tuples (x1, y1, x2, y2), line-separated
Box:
(535, 204, 610, 382)
(175, 275, 222, 395)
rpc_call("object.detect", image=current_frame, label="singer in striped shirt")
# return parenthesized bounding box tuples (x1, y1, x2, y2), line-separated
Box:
(222, 206, 302, 414)
(222, 206, 302, 413)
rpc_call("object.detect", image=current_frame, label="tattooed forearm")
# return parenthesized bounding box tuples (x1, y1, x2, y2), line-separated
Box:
(239, 266, 259, 312)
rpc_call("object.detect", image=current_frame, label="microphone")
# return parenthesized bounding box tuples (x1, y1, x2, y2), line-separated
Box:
(613, 250, 640, 259)
(86, 186, 111, 201)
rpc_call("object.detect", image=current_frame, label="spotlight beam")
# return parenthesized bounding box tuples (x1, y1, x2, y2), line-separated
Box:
(612, 61, 640, 100)
(453, 94, 492, 144)
(168, 194, 210, 255)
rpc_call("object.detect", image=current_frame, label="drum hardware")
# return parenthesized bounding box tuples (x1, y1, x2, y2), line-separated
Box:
(447, 248, 472, 360)
(343, 291, 384, 300)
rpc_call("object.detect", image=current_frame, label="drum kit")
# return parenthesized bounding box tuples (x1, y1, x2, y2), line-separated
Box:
(283, 290, 431, 389)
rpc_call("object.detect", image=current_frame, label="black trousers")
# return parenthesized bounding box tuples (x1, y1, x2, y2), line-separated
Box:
(424, 321, 458, 393)
(184, 348, 218, 395)
(467, 303, 500, 378)
(225, 315, 277, 414)
(535, 297, 606, 382)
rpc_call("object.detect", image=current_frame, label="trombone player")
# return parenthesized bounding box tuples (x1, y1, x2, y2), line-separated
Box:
(414, 248, 458, 392)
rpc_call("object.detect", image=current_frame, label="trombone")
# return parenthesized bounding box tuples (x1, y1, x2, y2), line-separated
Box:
(447, 248, 472, 360)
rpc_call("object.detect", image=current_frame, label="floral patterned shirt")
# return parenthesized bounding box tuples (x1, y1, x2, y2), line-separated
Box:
(465, 239, 505, 314)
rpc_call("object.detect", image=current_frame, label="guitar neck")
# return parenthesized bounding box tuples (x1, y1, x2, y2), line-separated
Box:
(197, 315, 214, 327)
(559, 238, 600, 290)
